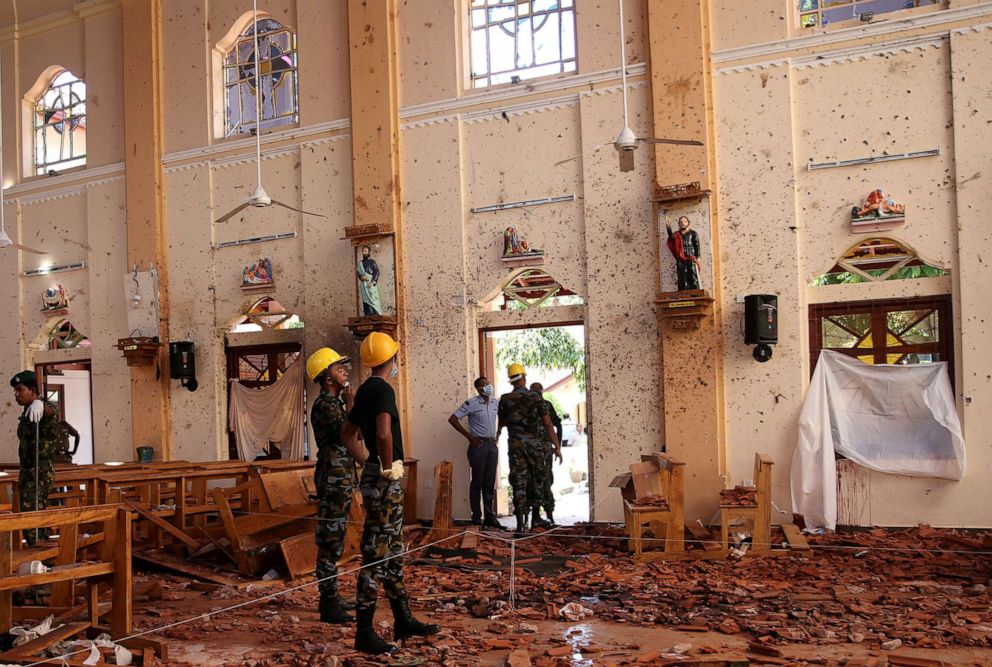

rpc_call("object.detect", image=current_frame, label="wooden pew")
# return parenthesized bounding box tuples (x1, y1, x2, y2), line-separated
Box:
(0, 504, 133, 663)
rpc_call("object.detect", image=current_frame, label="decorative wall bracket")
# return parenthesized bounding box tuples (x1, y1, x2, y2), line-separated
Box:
(653, 181, 711, 204)
(346, 315, 397, 341)
(655, 290, 714, 330)
(116, 336, 162, 366)
(344, 223, 394, 245)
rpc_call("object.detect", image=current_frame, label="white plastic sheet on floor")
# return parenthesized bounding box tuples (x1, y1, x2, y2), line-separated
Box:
(228, 357, 305, 460)
(791, 350, 965, 531)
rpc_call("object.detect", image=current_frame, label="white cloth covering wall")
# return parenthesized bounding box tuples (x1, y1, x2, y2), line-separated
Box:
(228, 357, 305, 461)
(791, 350, 965, 531)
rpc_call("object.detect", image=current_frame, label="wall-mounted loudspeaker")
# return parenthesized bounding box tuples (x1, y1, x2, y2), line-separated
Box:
(169, 341, 198, 391)
(744, 295, 777, 362)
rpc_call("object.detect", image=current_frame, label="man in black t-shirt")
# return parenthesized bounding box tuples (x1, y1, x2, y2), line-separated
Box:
(342, 332, 440, 655)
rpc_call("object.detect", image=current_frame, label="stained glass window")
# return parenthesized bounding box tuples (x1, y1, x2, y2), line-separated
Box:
(469, 0, 577, 88)
(223, 18, 299, 137)
(33, 71, 86, 175)
(799, 0, 939, 28)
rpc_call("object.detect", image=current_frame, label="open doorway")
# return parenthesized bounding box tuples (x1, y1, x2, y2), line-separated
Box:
(35, 361, 94, 465)
(480, 324, 589, 525)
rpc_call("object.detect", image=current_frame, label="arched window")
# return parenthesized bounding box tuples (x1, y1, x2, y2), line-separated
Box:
(223, 18, 299, 137)
(809, 237, 947, 286)
(32, 70, 86, 175)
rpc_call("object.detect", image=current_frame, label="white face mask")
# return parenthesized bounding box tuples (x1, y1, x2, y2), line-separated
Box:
(390, 360, 399, 380)
(480, 384, 494, 396)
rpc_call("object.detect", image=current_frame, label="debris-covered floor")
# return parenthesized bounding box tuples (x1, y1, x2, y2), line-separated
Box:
(135, 525, 992, 666)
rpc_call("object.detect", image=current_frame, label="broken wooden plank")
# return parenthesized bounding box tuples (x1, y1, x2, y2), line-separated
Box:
(133, 551, 239, 586)
(279, 532, 317, 579)
(780, 523, 811, 551)
(687, 522, 721, 551)
(0, 621, 90, 659)
(124, 500, 200, 551)
(461, 525, 480, 551)
(425, 461, 455, 545)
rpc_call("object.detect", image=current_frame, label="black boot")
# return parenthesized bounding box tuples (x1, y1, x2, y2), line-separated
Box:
(514, 512, 528, 537)
(354, 607, 395, 655)
(319, 594, 354, 624)
(531, 509, 551, 529)
(482, 516, 505, 531)
(389, 596, 440, 641)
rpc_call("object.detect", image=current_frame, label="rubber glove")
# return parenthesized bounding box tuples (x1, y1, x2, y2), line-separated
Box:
(26, 400, 44, 423)
(380, 459, 405, 481)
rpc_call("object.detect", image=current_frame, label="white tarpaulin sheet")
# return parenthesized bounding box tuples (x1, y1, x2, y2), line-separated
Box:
(228, 357, 305, 461)
(791, 350, 965, 531)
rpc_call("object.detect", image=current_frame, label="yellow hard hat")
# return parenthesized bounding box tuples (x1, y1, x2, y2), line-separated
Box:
(507, 363, 526, 380)
(306, 347, 349, 383)
(360, 331, 399, 368)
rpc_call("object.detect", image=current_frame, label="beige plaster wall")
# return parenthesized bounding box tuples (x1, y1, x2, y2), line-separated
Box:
(713, 14, 992, 527)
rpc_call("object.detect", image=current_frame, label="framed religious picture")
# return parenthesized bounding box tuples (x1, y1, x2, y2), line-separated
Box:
(241, 257, 275, 291)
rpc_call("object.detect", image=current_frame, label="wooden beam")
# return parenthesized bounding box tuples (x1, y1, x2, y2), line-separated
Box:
(0, 622, 90, 660)
(123, 500, 199, 551)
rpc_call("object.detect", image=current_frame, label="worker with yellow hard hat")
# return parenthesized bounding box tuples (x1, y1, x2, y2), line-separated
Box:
(342, 332, 440, 654)
(497, 362, 561, 536)
(306, 346, 365, 625)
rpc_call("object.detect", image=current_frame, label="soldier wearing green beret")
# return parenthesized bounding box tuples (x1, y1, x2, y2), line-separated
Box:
(10, 371, 59, 544)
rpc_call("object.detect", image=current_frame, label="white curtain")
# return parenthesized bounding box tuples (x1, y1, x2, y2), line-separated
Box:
(791, 350, 965, 532)
(228, 357, 305, 461)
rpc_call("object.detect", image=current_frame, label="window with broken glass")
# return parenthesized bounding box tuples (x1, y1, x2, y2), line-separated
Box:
(469, 0, 577, 88)
(798, 0, 939, 28)
(223, 18, 299, 137)
(808, 296, 952, 374)
(33, 71, 86, 175)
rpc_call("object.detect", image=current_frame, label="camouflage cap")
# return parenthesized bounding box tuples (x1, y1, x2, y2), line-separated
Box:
(9, 370, 38, 391)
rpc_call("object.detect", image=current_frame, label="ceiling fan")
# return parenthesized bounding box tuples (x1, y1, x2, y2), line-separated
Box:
(215, 0, 325, 224)
(556, 0, 703, 173)
(0, 51, 47, 255)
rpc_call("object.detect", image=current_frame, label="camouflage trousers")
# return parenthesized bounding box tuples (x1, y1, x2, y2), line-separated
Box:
(355, 464, 407, 611)
(19, 461, 54, 545)
(538, 445, 555, 513)
(315, 474, 353, 599)
(508, 443, 540, 516)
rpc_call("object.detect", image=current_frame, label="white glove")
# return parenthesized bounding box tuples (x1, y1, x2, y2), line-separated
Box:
(26, 400, 44, 423)
(380, 459, 405, 481)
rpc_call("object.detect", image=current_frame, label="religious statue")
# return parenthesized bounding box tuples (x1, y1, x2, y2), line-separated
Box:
(852, 189, 905, 221)
(502, 226, 542, 258)
(241, 257, 274, 289)
(665, 215, 701, 292)
(357, 245, 382, 316)
(41, 284, 69, 311)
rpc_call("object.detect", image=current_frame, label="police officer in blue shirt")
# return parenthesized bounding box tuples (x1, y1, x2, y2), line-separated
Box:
(448, 376, 503, 530)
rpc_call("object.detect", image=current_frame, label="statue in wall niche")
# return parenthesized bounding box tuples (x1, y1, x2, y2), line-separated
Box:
(852, 189, 905, 221)
(665, 215, 701, 292)
(502, 226, 543, 257)
(357, 245, 382, 316)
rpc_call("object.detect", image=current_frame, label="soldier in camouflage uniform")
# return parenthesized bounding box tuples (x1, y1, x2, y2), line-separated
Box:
(10, 371, 59, 545)
(306, 347, 364, 625)
(53, 421, 81, 465)
(497, 364, 561, 536)
(342, 332, 439, 655)
(530, 382, 563, 528)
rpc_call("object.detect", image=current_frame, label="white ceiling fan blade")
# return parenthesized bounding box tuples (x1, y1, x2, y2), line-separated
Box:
(637, 137, 704, 146)
(619, 150, 635, 173)
(553, 155, 580, 167)
(554, 142, 613, 168)
(14, 243, 48, 255)
(271, 200, 327, 218)
(215, 202, 251, 224)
